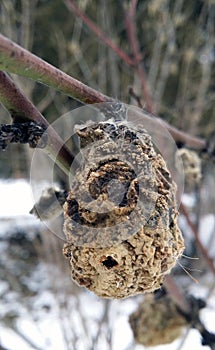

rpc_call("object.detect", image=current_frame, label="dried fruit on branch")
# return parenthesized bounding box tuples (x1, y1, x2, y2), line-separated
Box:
(0, 122, 47, 150)
(177, 148, 201, 191)
(129, 295, 187, 346)
(63, 120, 184, 298)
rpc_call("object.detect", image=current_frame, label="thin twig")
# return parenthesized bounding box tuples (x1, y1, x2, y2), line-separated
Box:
(124, 1, 207, 148)
(164, 275, 191, 313)
(158, 116, 207, 150)
(180, 203, 215, 275)
(124, 0, 154, 112)
(128, 86, 143, 108)
(13, 326, 45, 350)
(64, 0, 135, 67)
(0, 34, 112, 104)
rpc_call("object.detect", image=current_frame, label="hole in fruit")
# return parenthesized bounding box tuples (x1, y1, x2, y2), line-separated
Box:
(102, 256, 118, 269)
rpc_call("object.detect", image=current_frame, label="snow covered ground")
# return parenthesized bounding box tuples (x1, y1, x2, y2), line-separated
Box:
(0, 180, 215, 350)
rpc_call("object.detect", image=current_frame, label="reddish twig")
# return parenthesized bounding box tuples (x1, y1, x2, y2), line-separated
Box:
(0, 71, 49, 124)
(164, 275, 191, 313)
(64, 0, 207, 150)
(64, 0, 135, 67)
(158, 117, 206, 150)
(124, 0, 154, 113)
(128, 86, 143, 108)
(180, 203, 215, 275)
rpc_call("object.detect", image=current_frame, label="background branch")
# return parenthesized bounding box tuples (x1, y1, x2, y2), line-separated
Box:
(64, 0, 135, 67)
(164, 275, 191, 313)
(180, 203, 215, 275)
(124, 0, 154, 113)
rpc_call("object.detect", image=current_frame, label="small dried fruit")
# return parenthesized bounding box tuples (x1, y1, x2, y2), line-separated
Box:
(176, 148, 201, 191)
(129, 295, 187, 346)
(30, 187, 67, 220)
(63, 120, 184, 298)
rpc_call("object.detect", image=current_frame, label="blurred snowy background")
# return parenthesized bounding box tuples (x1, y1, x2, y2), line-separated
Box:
(0, 179, 214, 350)
(0, 0, 215, 349)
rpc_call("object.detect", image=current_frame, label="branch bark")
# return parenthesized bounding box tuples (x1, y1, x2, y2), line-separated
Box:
(164, 275, 191, 313)
(0, 34, 112, 104)
(0, 71, 76, 175)
(0, 34, 208, 152)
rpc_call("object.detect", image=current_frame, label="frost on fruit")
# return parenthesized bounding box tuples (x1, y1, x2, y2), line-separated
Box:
(63, 120, 184, 298)
(129, 295, 186, 346)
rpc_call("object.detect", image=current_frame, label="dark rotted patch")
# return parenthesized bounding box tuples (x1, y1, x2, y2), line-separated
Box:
(66, 199, 79, 216)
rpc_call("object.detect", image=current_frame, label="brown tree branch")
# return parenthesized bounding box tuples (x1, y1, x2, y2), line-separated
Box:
(64, 0, 135, 67)
(128, 86, 143, 108)
(0, 71, 76, 175)
(0, 34, 112, 104)
(0, 34, 208, 152)
(0, 71, 48, 124)
(159, 117, 206, 150)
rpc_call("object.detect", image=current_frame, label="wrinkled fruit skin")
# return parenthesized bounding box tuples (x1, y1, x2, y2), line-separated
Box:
(63, 121, 184, 299)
